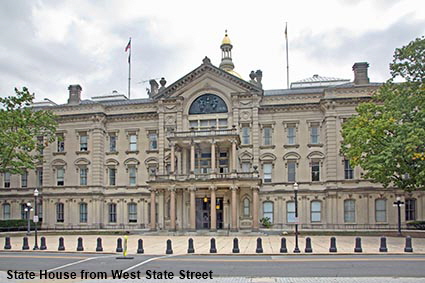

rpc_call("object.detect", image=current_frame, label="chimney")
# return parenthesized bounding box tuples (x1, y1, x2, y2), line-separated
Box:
(67, 84, 82, 105)
(352, 62, 370, 85)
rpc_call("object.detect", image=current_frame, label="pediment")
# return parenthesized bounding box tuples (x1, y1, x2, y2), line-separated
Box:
(156, 58, 263, 100)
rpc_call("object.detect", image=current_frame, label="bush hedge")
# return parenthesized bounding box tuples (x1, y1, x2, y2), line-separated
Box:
(0, 219, 41, 231)
(407, 220, 425, 230)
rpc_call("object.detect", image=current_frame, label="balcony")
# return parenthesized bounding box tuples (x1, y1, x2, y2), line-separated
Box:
(167, 127, 240, 145)
(149, 171, 259, 182)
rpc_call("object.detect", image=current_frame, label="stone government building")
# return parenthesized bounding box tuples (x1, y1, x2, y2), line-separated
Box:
(1, 33, 423, 232)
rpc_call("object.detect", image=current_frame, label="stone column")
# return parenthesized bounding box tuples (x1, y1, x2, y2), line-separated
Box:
(189, 186, 196, 231)
(169, 186, 176, 231)
(170, 142, 175, 174)
(252, 186, 260, 231)
(230, 185, 238, 232)
(211, 141, 216, 173)
(231, 139, 237, 173)
(210, 185, 217, 232)
(150, 189, 156, 231)
(190, 142, 195, 174)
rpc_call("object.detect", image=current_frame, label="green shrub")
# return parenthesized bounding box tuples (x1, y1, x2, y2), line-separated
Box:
(406, 220, 425, 230)
(0, 219, 40, 231)
(260, 217, 272, 228)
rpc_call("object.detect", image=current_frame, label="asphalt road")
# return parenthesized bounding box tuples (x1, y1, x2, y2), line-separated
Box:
(1, 252, 425, 281)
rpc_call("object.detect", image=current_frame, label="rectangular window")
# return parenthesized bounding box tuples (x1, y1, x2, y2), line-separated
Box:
(189, 120, 198, 129)
(3, 204, 10, 220)
(310, 123, 320, 144)
(241, 126, 250, 145)
(128, 203, 137, 223)
(38, 202, 43, 221)
(57, 168, 64, 186)
(344, 199, 356, 223)
(109, 135, 117, 152)
(109, 168, 116, 186)
(287, 161, 296, 182)
(242, 162, 251, 173)
(311, 161, 320, 181)
(311, 201, 321, 222)
(149, 133, 158, 150)
(344, 160, 354, 179)
(79, 134, 88, 151)
(4, 172, 11, 188)
(263, 127, 272, 145)
(129, 167, 136, 185)
(287, 201, 296, 223)
(129, 134, 137, 151)
(36, 168, 43, 187)
(80, 168, 87, 186)
(56, 203, 64, 223)
(263, 202, 274, 223)
(405, 199, 416, 221)
(243, 198, 250, 217)
(109, 204, 117, 223)
(21, 204, 28, 220)
(79, 203, 88, 223)
(21, 171, 28, 188)
(287, 124, 296, 145)
(218, 119, 227, 127)
(375, 199, 387, 222)
(263, 163, 272, 183)
(57, 134, 65, 152)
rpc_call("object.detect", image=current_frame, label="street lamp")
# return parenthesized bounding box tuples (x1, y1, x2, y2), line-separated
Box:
(393, 196, 404, 236)
(24, 202, 32, 235)
(33, 188, 39, 250)
(293, 182, 300, 253)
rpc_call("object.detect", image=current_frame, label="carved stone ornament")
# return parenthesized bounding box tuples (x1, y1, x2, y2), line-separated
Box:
(189, 93, 228, 114)
(240, 110, 251, 121)
(165, 115, 176, 125)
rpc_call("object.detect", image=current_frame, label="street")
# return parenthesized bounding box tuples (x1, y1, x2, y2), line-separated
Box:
(1, 252, 425, 282)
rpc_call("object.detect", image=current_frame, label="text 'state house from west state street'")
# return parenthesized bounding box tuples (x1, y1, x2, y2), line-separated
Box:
(0, 33, 423, 232)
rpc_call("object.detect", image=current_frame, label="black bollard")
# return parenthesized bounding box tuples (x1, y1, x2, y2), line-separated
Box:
(137, 239, 144, 254)
(166, 239, 173, 254)
(58, 237, 65, 251)
(379, 236, 388, 252)
(4, 236, 11, 250)
(404, 236, 413, 252)
(329, 237, 337, 253)
(354, 237, 362, 253)
(305, 237, 313, 253)
(22, 236, 29, 250)
(232, 238, 240, 253)
(256, 237, 263, 253)
(187, 238, 195, 253)
(76, 237, 84, 251)
(96, 237, 103, 252)
(116, 238, 123, 253)
(210, 238, 217, 253)
(40, 237, 47, 250)
(280, 237, 287, 253)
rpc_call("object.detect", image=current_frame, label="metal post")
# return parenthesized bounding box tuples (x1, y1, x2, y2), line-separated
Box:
(33, 189, 39, 250)
(293, 182, 300, 253)
(394, 197, 404, 237)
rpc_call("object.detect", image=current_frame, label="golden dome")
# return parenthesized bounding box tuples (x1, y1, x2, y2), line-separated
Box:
(222, 32, 231, 45)
(226, 69, 243, 79)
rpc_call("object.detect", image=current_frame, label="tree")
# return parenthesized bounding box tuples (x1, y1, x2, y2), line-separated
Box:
(0, 87, 57, 175)
(341, 36, 425, 192)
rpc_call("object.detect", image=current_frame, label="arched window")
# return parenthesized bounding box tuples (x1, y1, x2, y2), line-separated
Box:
(311, 201, 321, 222)
(344, 199, 356, 223)
(189, 94, 228, 114)
(108, 203, 117, 223)
(263, 201, 274, 223)
(2, 203, 10, 220)
(79, 203, 87, 223)
(128, 203, 137, 223)
(243, 198, 250, 217)
(56, 203, 64, 223)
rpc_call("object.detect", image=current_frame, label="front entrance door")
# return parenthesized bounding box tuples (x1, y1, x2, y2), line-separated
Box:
(196, 198, 224, 229)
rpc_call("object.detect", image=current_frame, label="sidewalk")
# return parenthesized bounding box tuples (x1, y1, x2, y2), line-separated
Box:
(2, 235, 424, 255)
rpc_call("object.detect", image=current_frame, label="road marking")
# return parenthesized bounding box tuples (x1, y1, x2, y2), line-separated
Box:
(157, 257, 425, 263)
(123, 255, 178, 272)
(47, 255, 116, 272)
(0, 255, 87, 260)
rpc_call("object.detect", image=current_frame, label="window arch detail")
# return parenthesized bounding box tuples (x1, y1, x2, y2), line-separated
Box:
(189, 94, 228, 114)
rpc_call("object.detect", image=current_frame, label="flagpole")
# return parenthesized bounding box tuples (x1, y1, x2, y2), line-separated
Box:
(128, 37, 131, 99)
(285, 22, 290, 89)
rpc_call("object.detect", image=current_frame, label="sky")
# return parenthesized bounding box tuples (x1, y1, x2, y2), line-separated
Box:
(0, 0, 424, 104)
